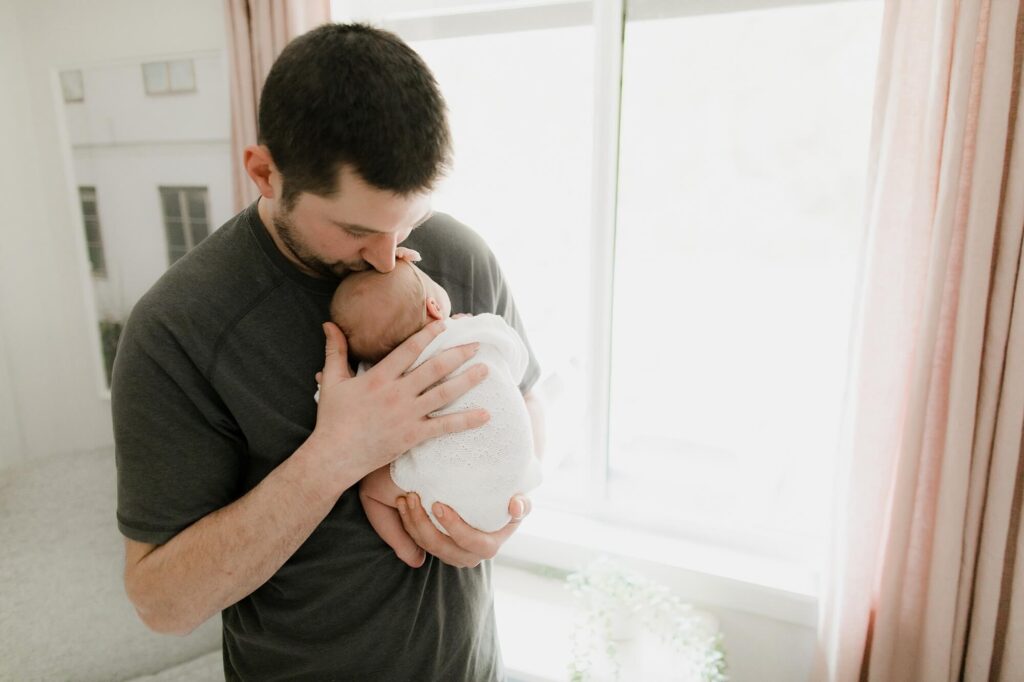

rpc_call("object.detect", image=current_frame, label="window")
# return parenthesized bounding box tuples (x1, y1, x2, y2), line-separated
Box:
(609, 1, 883, 560)
(335, 0, 598, 507)
(59, 69, 84, 103)
(332, 0, 883, 570)
(142, 59, 196, 95)
(78, 186, 106, 276)
(159, 187, 210, 265)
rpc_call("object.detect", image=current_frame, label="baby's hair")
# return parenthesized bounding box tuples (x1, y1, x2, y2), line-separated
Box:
(330, 261, 429, 363)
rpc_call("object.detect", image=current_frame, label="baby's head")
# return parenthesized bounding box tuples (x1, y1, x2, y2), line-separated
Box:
(330, 260, 452, 364)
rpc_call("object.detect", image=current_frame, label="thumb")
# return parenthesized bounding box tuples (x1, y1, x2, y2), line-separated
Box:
(509, 495, 531, 521)
(322, 322, 354, 381)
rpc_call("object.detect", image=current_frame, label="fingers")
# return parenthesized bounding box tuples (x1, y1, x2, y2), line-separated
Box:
(321, 322, 353, 381)
(508, 494, 531, 521)
(405, 343, 481, 397)
(374, 319, 447, 379)
(416, 362, 489, 415)
(421, 407, 490, 441)
(430, 502, 501, 560)
(395, 246, 422, 262)
(397, 494, 482, 568)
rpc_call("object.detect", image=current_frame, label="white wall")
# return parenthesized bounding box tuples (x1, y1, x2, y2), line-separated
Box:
(0, 1, 32, 469)
(0, 0, 227, 469)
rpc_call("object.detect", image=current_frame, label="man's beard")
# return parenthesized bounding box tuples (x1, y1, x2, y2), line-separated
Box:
(272, 209, 368, 279)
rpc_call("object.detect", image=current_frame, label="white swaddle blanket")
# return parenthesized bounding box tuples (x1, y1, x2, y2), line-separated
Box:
(389, 313, 541, 533)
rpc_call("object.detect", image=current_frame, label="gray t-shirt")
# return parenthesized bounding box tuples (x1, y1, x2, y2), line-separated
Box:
(112, 201, 540, 681)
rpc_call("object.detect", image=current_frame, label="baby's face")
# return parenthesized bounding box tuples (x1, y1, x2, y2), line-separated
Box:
(331, 261, 452, 362)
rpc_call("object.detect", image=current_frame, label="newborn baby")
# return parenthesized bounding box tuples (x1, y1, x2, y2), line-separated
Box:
(327, 258, 542, 566)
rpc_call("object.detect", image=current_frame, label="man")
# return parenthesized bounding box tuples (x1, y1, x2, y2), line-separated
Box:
(113, 23, 542, 681)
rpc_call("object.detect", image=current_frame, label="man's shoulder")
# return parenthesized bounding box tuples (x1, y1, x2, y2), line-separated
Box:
(406, 211, 494, 263)
(121, 209, 281, 361)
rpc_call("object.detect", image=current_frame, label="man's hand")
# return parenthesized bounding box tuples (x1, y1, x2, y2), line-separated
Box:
(312, 320, 491, 485)
(395, 493, 531, 568)
(395, 246, 421, 262)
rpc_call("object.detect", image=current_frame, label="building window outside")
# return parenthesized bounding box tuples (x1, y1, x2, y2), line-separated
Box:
(78, 186, 106, 276)
(142, 59, 196, 95)
(60, 69, 84, 103)
(160, 187, 210, 265)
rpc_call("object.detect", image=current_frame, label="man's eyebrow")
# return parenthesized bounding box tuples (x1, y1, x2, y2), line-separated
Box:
(331, 209, 434, 234)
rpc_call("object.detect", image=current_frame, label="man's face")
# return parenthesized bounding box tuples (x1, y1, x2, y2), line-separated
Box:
(270, 165, 433, 279)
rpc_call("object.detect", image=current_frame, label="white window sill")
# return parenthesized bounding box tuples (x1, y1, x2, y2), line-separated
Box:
(495, 506, 819, 629)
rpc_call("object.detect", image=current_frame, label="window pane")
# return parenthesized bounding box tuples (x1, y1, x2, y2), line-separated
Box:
(169, 59, 196, 92)
(84, 217, 101, 243)
(165, 219, 186, 248)
(186, 189, 207, 221)
(190, 220, 209, 244)
(609, 2, 883, 557)
(60, 70, 84, 102)
(160, 189, 181, 219)
(404, 21, 595, 505)
(88, 244, 106, 275)
(143, 62, 169, 94)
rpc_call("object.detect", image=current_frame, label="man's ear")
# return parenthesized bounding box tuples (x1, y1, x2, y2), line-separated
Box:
(425, 297, 443, 320)
(243, 144, 278, 199)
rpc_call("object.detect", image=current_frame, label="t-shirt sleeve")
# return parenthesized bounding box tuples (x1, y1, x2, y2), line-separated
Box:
(112, 307, 244, 545)
(470, 246, 541, 395)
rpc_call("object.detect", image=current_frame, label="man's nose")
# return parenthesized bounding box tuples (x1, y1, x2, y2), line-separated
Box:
(363, 232, 398, 273)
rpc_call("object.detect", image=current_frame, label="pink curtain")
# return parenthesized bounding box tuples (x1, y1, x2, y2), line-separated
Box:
(224, 0, 332, 213)
(815, 0, 1024, 680)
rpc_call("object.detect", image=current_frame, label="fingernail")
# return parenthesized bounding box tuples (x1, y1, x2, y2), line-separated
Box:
(322, 322, 330, 336)
(397, 498, 407, 514)
(433, 503, 445, 519)
(512, 500, 524, 518)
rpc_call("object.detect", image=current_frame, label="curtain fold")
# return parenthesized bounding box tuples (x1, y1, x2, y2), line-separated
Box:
(815, 1, 1024, 680)
(224, 0, 331, 213)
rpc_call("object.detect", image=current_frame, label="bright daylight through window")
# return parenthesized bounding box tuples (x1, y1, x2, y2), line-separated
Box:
(333, 0, 885, 575)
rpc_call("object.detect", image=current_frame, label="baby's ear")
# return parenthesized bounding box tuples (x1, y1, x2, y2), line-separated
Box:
(425, 297, 443, 321)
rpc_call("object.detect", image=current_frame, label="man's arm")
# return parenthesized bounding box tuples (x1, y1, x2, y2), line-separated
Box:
(125, 433, 360, 634)
(123, 321, 489, 635)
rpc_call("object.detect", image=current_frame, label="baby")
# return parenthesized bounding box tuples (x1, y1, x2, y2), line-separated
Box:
(327, 258, 542, 566)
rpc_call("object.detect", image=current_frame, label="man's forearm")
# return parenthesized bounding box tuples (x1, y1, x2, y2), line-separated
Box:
(125, 433, 363, 635)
